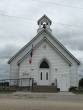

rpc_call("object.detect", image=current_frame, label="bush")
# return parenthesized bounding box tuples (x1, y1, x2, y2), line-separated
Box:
(79, 78, 83, 88)
(33, 82, 37, 86)
(51, 83, 55, 86)
(57, 88, 60, 92)
(69, 86, 77, 92)
(0, 82, 9, 87)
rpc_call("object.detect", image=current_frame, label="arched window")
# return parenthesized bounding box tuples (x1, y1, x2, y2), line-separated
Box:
(40, 60, 49, 68)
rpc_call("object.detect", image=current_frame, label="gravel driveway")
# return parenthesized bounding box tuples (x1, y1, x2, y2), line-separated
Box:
(0, 92, 83, 110)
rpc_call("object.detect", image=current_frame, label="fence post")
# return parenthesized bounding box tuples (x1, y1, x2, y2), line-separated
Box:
(32, 78, 34, 91)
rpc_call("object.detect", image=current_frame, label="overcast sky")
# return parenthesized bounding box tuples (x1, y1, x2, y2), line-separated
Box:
(0, 0, 83, 79)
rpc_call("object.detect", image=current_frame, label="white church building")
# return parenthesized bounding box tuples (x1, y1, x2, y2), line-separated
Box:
(8, 15, 80, 92)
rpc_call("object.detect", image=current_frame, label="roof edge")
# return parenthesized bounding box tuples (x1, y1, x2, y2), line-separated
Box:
(37, 14, 52, 25)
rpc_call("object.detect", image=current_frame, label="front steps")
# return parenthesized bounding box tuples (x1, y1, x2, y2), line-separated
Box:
(32, 85, 57, 92)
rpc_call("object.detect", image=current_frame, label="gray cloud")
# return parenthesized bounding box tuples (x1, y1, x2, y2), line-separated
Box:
(0, 44, 20, 79)
(0, 44, 20, 58)
(52, 25, 83, 51)
(0, 60, 9, 79)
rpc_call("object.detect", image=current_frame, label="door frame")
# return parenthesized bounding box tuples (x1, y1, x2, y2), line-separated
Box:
(38, 58, 51, 86)
(38, 68, 50, 85)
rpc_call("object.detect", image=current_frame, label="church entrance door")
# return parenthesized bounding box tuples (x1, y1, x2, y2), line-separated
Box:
(38, 59, 50, 85)
(39, 69, 49, 85)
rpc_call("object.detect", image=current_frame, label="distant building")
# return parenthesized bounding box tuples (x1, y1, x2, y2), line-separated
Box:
(8, 15, 80, 91)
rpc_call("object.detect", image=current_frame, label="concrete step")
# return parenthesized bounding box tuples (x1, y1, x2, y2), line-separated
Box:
(32, 85, 57, 92)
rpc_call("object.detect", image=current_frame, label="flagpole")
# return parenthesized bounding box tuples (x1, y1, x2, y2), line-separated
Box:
(29, 44, 34, 81)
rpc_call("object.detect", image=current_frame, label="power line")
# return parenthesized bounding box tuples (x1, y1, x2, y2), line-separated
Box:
(36, 0, 83, 10)
(0, 0, 83, 10)
(50, 1, 83, 10)
(0, 1, 83, 12)
(55, 22, 83, 29)
(0, 13, 33, 21)
(0, 13, 83, 29)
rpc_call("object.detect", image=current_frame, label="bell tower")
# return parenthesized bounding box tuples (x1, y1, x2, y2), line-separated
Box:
(37, 14, 52, 33)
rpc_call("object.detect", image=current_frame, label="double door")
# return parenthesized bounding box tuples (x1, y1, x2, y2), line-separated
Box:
(38, 69, 49, 85)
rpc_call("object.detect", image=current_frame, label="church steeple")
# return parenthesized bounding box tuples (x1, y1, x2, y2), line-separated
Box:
(37, 14, 52, 33)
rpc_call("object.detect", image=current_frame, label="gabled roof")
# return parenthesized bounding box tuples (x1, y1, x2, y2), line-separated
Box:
(8, 28, 80, 65)
(17, 37, 72, 66)
(37, 14, 52, 25)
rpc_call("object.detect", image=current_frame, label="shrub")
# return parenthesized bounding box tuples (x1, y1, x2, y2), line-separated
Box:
(69, 86, 77, 92)
(79, 78, 83, 88)
(51, 83, 55, 86)
(57, 88, 60, 92)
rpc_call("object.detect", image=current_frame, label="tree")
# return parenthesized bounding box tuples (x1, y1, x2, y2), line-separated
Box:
(79, 78, 83, 88)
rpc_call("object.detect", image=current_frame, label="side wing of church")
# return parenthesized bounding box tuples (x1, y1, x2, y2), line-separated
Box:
(8, 15, 80, 91)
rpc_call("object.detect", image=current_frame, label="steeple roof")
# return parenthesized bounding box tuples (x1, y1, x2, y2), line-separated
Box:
(37, 14, 52, 25)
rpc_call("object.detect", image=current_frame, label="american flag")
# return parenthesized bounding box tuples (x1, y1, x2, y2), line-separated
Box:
(29, 44, 34, 64)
